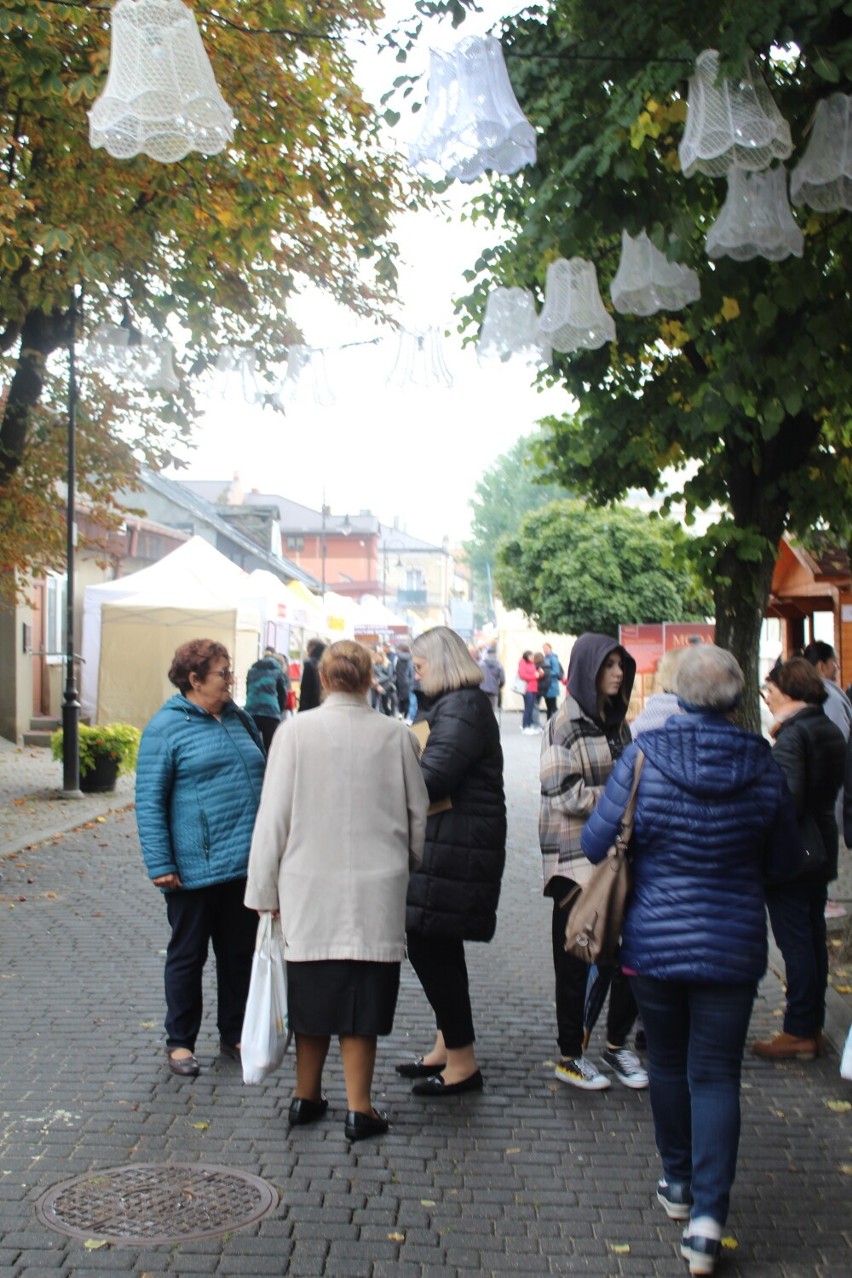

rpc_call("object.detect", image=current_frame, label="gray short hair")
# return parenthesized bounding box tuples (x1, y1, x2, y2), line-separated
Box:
(411, 626, 483, 696)
(675, 644, 744, 712)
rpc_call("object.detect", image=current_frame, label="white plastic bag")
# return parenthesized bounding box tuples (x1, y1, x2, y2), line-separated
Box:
(241, 912, 290, 1085)
(841, 1025, 852, 1082)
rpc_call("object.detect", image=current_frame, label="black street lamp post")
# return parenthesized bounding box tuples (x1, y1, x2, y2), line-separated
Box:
(62, 288, 81, 795)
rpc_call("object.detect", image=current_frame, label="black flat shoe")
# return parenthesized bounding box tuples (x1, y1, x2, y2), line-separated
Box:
(395, 1057, 447, 1079)
(167, 1050, 200, 1077)
(219, 1039, 241, 1062)
(288, 1096, 329, 1127)
(344, 1108, 389, 1141)
(411, 1069, 483, 1097)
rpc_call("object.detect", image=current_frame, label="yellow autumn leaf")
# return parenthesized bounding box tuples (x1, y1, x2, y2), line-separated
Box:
(505, 1148, 521, 1155)
(420, 1199, 436, 1207)
(83, 1239, 107, 1250)
(840, 1164, 852, 1174)
(609, 1243, 630, 1253)
(833, 984, 852, 994)
(192, 1120, 210, 1130)
(387, 1232, 405, 1241)
(825, 1099, 852, 1112)
(721, 296, 741, 320)
(721, 1236, 738, 1250)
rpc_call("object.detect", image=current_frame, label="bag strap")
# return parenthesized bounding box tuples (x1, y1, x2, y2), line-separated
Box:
(615, 748, 645, 851)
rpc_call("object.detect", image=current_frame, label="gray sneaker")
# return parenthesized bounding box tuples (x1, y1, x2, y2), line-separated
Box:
(601, 1046, 649, 1089)
(554, 1056, 611, 1090)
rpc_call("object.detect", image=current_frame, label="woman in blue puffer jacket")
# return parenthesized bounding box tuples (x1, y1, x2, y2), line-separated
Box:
(581, 644, 803, 1277)
(136, 639, 266, 1078)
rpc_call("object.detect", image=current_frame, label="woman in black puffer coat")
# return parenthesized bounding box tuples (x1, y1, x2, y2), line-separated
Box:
(752, 657, 846, 1061)
(396, 627, 506, 1097)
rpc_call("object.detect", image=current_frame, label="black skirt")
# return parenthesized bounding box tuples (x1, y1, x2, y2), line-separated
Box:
(286, 959, 401, 1037)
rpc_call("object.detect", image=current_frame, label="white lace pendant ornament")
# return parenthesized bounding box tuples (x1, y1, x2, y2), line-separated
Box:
(610, 231, 701, 316)
(89, 0, 234, 163)
(213, 346, 263, 404)
(275, 347, 335, 410)
(477, 287, 551, 365)
(679, 49, 792, 178)
(409, 35, 536, 183)
(142, 338, 180, 392)
(385, 328, 453, 390)
(537, 259, 615, 354)
(791, 93, 852, 212)
(705, 166, 803, 261)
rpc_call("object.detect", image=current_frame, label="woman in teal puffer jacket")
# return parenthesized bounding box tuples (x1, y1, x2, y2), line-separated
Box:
(136, 639, 266, 1078)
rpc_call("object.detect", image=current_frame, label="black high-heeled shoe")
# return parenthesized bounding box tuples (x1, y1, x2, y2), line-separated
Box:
(344, 1108, 389, 1141)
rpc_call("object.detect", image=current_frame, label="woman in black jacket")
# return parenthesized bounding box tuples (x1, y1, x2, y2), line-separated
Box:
(752, 657, 845, 1061)
(396, 626, 507, 1096)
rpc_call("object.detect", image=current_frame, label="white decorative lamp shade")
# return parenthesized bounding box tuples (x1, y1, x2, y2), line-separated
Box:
(276, 346, 335, 409)
(679, 49, 792, 178)
(89, 0, 234, 162)
(706, 166, 803, 261)
(537, 258, 615, 353)
(86, 323, 131, 368)
(791, 92, 852, 211)
(214, 346, 262, 403)
(386, 328, 453, 389)
(477, 287, 551, 365)
(409, 36, 536, 183)
(610, 230, 701, 316)
(142, 337, 179, 392)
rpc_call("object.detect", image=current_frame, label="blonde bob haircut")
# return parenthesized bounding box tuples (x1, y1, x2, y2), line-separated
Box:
(411, 626, 483, 696)
(318, 640, 374, 695)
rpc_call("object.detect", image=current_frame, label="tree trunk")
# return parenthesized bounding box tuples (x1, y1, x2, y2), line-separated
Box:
(712, 542, 778, 733)
(0, 307, 69, 486)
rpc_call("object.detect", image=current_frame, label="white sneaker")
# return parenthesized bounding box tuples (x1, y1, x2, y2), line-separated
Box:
(554, 1056, 610, 1090)
(602, 1046, 649, 1089)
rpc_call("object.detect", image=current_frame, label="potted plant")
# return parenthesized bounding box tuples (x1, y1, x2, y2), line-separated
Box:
(50, 722, 141, 793)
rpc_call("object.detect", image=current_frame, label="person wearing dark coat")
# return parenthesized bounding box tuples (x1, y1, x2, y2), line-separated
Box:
(582, 645, 803, 1276)
(394, 642, 415, 721)
(752, 657, 846, 1061)
(298, 638, 326, 712)
(396, 626, 506, 1097)
(244, 650, 289, 752)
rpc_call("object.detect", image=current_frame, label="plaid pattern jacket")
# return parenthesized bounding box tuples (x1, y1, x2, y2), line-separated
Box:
(538, 695, 631, 893)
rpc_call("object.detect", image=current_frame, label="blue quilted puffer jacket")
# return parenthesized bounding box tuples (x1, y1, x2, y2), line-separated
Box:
(136, 695, 266, 891)
(581, 713, 805, 984)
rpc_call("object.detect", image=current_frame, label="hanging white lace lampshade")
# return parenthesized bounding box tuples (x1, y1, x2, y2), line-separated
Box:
(141, 338, 179, 392)
(89, 0, 234, 163)
(213, 346, 262, 403)
(610, 230, 701, 316)
(275, 346, 335, 409)
(790, 92, 852, 211)
(409, 36, 536, 183)
(86, 323, 131, 369)
(679, 49, 792, 178)
(706, 166, 803, 261)
(477, 287, 551, 365)
(386, 328, 453, 389)
(536, 258, 615, 353)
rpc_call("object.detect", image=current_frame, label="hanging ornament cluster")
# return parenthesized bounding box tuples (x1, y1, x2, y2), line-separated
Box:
(409, 36, 536, 183)
(611, 231, 701, 316)
(89, 0, 234, 163)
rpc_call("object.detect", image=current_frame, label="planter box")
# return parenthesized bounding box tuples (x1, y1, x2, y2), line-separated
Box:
(80, 756, 120, 793)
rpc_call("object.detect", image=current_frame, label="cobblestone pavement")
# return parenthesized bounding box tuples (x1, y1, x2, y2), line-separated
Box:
(0, 720, 850, 1277)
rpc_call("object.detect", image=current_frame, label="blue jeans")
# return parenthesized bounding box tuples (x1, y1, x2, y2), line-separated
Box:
(766, 878, 828, 1037)
(522, 691, 537, 728)
(630, 975, 756, 1225)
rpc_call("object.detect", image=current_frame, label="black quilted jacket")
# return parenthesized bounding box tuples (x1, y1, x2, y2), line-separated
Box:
(406, 686, 507, 941)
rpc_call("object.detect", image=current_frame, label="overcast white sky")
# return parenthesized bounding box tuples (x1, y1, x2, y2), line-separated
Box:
(167, 1, 568, 547)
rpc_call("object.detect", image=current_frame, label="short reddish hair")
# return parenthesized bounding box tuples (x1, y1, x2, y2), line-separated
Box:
(168, 639, 230, 694)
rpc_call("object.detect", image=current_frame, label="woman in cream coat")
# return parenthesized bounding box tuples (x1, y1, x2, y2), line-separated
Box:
(245, 640, 428, 1142)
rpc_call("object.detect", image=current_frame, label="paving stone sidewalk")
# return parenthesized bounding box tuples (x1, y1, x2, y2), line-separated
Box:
(0, 722, 850, 1277)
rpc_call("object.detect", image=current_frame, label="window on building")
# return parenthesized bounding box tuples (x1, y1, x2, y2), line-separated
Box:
(286, 536, 304, 551)
(45, 573, 66, 662)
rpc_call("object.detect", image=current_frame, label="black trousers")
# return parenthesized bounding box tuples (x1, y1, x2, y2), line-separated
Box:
(406, 932, 476, 1049)
(164, 878, 257, 1051)
(250, 714, 279, 753)
(550, 892, 637, 1058)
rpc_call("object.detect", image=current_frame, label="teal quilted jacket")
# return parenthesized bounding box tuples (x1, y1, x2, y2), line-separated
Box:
(136, 695, 266, 890)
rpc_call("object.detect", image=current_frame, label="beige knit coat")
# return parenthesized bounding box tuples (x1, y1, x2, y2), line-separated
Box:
(244, 691, 428, 962)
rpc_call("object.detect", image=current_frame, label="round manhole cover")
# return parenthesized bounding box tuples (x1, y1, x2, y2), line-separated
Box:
(36, 1163, 278, 1245)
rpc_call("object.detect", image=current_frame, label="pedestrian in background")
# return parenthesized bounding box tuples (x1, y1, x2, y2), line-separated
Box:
(539, 632, 646, 1092)
(752, 657, 845, 1061)
(298, 638, 326, 712)
(518, 649, 540, 734)
(244, 647, 289, 752)
(245, 640, 428, 1141)
(136, 639, 266, 1078)
(540, 643, 563, 719)
(803, 640, 851, 920)
(394, 641, 415, 722)
(398, 626, 506, 1097)
(582, 644, 802, 1276)
(478, 644, 505, 714)
(630, 647, 687, 737)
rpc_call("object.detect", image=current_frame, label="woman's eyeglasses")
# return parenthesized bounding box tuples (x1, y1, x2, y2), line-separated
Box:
(214, 668, 233, 680)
